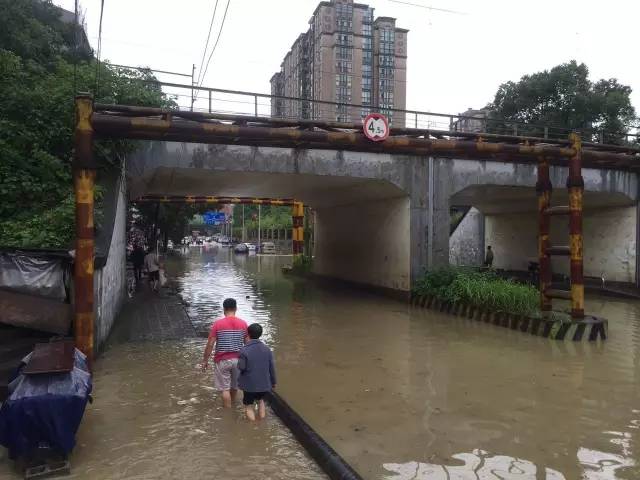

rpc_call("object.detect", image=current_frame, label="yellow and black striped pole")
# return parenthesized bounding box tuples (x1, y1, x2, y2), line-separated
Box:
(536, 156, 552, 314)
(568, 133, 585, 319)
(292, 201, 304, 256)
(73, 95, 96, 364)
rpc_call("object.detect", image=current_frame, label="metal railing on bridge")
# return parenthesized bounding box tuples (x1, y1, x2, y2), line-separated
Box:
(102, 63, 640, 147)
(149, 80, 638, 146)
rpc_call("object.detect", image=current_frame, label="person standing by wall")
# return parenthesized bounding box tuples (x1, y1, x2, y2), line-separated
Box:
(144, 248, 161, 292)
(131, 243, 145, 287)
(484, 245, 494, 268)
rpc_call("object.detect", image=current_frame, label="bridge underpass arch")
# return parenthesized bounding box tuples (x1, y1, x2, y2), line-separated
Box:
(448, 178, 638, 285)
(127, 141, 427, 297)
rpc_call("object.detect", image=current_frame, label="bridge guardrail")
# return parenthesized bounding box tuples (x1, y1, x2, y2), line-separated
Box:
(103, 64, 640, 148)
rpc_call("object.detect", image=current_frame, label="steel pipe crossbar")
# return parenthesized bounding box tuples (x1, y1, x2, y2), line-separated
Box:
(93, 103, 640, 156)
(90, 112, 639, 169)
(134, 196, 296, 206)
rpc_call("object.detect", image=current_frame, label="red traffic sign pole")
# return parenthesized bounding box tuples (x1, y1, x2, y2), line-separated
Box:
(363, 113, 390, 142)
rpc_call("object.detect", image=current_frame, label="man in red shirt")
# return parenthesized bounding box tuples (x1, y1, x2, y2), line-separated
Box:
(201, 298, 248, 408)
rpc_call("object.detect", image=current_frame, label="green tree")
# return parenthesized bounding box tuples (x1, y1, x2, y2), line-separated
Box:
(0, 0, 172, 248)
(488, 61, 636, 143)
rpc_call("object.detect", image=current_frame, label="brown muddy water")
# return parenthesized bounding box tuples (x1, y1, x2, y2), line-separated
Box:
(3, 245, 640, 479)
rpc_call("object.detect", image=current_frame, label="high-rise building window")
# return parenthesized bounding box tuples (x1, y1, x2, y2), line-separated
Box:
(379, 54, 394, 67)
(336, 103, 350, 122)
(381, 28, 395, 42)
(335, 61, 352, 74)
(335, 74, 352, 88)
(337, 18, 352, 31)
(336, 87, 351, 99)
(362, 76, 372, 90)
(380, 91, 394, 103)
(380, 67, 394, 79)
(362, 50, 373, 65)
(362, 64, 372, 76)
(336, 3, 353, 16)
(362, 23, 371, 36)
(337, 47, 351, 60)
(362, 90, 372, 105)
(380, 42, 394, 54)
(337, 34, 353, 47)
(363, 8, 373, 23)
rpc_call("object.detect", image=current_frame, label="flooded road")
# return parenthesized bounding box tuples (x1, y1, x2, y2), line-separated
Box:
(2, 245, 640, 479)
(169, 246, 640, 479)
(64, 341, 320, 479)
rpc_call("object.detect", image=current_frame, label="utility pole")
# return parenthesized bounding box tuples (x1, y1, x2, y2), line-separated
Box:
(73, 94, 96, 364)
(242, 205, 245, 242)
(190, 63, 196, 111)
(258, 204, 261, 252)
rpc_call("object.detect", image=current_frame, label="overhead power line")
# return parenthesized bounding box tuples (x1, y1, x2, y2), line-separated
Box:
(94, 0, 106, 99)
(198, 0, 231, 89)
(196, 0, 220, 87)
(105, 62, 192, 78)
(387, 0, 466, 15)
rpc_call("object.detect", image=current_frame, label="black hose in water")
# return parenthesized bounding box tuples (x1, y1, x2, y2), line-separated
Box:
(267, 391, 364, 480)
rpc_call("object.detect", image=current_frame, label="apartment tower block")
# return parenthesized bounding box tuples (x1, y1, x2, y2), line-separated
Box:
(270, 0, 408, 126)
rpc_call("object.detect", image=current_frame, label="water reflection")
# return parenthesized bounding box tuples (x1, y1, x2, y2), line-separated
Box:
(168, 247, 286, 340)
(384, 446, 635, 480)
(384, 450, 565, 479)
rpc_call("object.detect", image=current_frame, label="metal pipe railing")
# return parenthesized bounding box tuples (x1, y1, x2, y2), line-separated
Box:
(93, 103, 640, 157)
(147, 80, 640, 145)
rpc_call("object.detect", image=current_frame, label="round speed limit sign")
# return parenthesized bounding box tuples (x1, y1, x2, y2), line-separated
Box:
(363, 113, 389, 142)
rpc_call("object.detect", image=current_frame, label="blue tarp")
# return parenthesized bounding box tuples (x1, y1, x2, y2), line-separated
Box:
(0, 349, 92, 459)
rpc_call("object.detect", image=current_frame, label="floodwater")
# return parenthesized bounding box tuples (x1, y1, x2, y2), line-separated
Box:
(2, 246, 640, 479)
(169, 247, 640, 479)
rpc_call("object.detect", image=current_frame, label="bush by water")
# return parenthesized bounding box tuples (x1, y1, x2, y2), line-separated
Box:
(413, 267, 539, 317)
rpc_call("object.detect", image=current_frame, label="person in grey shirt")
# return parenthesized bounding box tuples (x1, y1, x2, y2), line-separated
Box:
(238, 323, 277, 421)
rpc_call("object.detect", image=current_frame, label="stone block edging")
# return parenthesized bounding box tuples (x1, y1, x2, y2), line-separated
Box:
(410, 294, 607, 341)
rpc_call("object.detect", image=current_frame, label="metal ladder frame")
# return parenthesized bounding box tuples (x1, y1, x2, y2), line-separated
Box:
(537, 133, 585, 319)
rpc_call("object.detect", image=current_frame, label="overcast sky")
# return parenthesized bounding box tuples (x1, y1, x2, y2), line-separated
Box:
(54, 0, 639, 119)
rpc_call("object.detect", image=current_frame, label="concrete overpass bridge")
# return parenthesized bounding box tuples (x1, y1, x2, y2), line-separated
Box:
(126, 140, 638, 293)
(71, 91, 640, 360)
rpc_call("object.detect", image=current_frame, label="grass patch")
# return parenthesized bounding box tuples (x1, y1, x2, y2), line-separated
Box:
(291, 255, 313, 274)
(413, 267, 539, 317)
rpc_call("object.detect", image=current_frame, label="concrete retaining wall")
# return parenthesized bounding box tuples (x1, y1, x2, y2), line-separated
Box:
(313, 197, 411, 292)
(449, 207, 484, 267)
(94, 173, 127, 351)
(485, 206, 637, 282)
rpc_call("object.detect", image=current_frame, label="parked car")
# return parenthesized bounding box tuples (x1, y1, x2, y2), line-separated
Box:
(234, 243, 249, 254)
(260, 242, 276, 255)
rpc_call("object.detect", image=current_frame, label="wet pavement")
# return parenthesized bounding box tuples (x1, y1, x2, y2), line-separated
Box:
(3, 244, 640, 479)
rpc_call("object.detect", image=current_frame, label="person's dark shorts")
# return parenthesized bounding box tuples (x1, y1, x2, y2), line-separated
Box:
(148, 270, 160, 281)
(242, 391, 267, 405)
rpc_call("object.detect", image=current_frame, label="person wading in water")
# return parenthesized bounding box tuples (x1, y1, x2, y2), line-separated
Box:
(201, 298, 248, 408)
